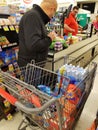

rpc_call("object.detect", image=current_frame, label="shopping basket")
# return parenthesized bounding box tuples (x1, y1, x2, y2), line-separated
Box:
(0, 57, 97, 130)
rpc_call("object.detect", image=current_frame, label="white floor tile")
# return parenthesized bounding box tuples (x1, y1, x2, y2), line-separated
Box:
(0, 112, 22, 130)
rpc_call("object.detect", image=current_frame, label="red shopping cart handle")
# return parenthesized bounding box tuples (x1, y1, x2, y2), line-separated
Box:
(0, 87, 17, 105)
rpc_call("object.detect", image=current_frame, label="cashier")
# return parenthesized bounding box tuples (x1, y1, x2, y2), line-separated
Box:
(64, 6, 82, 36)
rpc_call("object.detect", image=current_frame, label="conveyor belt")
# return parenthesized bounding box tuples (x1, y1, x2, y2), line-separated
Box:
(48, 35, 98, 59)
(47, 35, 98, 71)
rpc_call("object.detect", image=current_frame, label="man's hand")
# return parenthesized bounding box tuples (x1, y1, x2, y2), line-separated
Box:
(70, 28, 75, 32)
(48, 31, 56, 41)
(64, 24, 75, 32)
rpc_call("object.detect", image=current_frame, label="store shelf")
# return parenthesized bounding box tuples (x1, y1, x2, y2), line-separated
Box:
(0, 14, 10, 19)
(0, 25, 19, 31)
(0, 101, 15, 120)
(0, 14, 18, 121)
(0, 86, 16, 120)
(0, 25, 18, 27)
(0, 42, 17, 50)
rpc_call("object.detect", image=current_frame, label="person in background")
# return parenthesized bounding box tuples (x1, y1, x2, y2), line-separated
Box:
(93, 15, 98, 34)
(18, 0, 57, 67)
(64, 6, 82, 36)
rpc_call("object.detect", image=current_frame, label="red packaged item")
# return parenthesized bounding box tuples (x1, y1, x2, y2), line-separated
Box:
(66, 84, 81, 105)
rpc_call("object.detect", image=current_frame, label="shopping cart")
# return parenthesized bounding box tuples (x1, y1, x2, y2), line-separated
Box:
(0, 57, 97, 130)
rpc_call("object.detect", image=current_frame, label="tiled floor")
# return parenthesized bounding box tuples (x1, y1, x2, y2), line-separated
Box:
(0, 56, 98, 130)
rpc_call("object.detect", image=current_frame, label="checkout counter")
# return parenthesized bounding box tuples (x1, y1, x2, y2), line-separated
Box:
(45, 34, 98, 71)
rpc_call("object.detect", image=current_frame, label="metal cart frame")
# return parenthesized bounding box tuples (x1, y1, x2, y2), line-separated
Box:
(0, 59, 97, 130)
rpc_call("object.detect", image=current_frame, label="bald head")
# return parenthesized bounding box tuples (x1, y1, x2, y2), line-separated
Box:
(41, 0, 57, 6)
(40, 0, 58, 19)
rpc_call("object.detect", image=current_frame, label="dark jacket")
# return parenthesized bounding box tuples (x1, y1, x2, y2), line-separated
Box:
(18, 4, 52, 67)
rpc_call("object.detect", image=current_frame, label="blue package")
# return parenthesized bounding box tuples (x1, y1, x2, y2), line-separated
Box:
(37, 85, 46, 92)
(51, 87, 65, 98)
(11, 50, 16, 62)
(64, 35, 68, 40)
(37, 85, 52, 95)
(68, 76, 76, 84)
(45, 87, 51, 95)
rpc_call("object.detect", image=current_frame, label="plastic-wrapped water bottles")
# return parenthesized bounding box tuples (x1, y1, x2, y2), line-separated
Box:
(58, 64, 88, 83)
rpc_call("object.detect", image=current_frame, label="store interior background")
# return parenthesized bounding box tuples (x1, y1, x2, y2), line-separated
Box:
(1, 0, 98, 13)
(0, 0, 98, 130)
(0, 0, 98, 24)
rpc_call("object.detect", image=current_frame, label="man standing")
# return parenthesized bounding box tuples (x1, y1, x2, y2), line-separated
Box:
(18, 0, 57, 67)
(64, 6, 80, 36)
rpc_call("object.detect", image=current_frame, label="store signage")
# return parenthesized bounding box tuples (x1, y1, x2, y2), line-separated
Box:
(23, 0, 33, 4)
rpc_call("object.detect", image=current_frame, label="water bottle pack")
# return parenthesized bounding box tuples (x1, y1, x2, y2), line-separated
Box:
(59, 64, 88, 83)
(37, 64, 88, 98)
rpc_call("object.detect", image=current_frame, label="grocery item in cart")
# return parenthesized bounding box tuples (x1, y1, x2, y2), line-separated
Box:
(65, 84, 81, 105)
(37, 84, 65, 98)
(58, 64, 88, 84)
(37, 85, 52, 95)
(16, 84, 41, 108)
